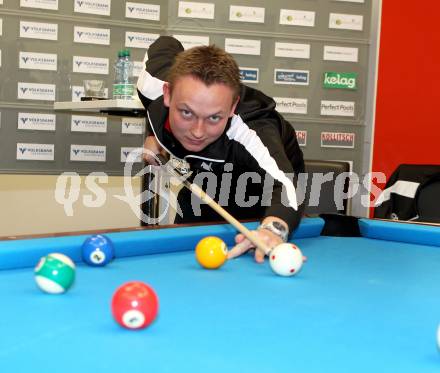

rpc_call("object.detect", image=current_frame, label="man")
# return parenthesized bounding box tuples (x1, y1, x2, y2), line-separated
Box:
(137, 36, 305, 263)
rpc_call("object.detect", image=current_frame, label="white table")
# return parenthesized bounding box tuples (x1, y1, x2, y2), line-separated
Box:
(53, 99, 145, 116)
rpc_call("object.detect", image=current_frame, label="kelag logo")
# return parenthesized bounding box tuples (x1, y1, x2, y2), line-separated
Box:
(323, 72, 357, 90)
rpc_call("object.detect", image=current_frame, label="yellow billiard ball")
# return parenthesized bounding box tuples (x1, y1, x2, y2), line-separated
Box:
(195, 236, 228, 269)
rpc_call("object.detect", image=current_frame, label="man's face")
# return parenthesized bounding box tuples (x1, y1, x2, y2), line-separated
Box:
(163, 75, 238, 152)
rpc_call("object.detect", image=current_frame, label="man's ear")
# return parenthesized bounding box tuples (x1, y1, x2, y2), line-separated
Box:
(163, 82, 171, 107)
(229, 96, 240, 117)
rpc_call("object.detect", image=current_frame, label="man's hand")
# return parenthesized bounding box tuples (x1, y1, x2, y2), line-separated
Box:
(227, 229, 284, 263)
(143, 136, 166, 165)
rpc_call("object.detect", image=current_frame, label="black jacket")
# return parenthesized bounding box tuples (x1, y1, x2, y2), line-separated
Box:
(374, 164, 440, 222)
(137, 36, 305, 233)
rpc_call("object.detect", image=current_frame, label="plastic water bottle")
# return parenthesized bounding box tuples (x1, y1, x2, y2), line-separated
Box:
(113, 49, 134, 100)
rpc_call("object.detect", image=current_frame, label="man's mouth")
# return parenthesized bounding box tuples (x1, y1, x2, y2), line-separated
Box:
(185, 138, 204, 145)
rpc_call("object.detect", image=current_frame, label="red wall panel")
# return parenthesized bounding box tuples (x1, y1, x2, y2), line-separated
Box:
(372, 2, 440, 180)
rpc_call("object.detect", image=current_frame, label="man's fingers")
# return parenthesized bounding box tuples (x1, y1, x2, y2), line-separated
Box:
(227, 240, 252, 259)
(143, 153, 160, 165)
(254, 248, 265, 263)
(235, 234, 245, 244)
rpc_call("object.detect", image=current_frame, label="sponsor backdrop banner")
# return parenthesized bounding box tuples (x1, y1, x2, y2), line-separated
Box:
(0, 0, 372, 174)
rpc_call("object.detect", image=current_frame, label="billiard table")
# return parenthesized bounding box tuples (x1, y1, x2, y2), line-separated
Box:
(0, 217, 439, 372)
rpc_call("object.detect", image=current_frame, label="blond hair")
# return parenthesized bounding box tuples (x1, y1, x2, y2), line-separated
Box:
(167, 45, 241, 102)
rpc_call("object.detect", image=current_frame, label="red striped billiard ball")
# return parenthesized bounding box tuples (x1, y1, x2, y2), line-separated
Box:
(111, 281, 159, 330)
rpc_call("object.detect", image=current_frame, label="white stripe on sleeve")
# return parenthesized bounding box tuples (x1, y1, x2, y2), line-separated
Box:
(374, 180, 420, 207)
(226, 115, 298, 210)
(137, 70, 165, 100)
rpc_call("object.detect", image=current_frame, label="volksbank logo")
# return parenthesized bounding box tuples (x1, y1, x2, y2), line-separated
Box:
(121, 118, 145, 134)
(20, 0, 58, 11)
(126, 2, 160, 21)
(20, 87, 53, 94)
(74, 61, 107, 68)
(19, 52, 57, 71)
(75, 0, 110, 16)
(19, 147, 52, 153)
(323, 72, 357, 90)
(125, 32, 159, 48)
(16, 143, 55, 160)
(121, 147, 143, 163)
(74, 149, 104, 155)
(18, 113, 56, 131)
(71, 115, 107, 133)
(70, 145, 106, 162)
(20, 21, 58, 40)
(74, 27, 110, 45)
(73, 56, 109, 75)
(18, 83, 56, 101)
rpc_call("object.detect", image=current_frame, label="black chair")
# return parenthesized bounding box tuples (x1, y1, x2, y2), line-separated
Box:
(301, 160, 351, 216)
(415, 173, 440, 223)
(374, 164, 440, 222)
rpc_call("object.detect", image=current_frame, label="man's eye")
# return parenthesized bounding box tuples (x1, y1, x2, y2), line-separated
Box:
(181, 110, 192, 118)
(209, 115, 221, 123)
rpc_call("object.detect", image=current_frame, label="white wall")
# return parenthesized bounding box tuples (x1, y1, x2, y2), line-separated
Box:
(0, 175, 142, 237)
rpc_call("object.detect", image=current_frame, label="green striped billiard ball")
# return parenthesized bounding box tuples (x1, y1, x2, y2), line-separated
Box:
(34, 253, 76, 294)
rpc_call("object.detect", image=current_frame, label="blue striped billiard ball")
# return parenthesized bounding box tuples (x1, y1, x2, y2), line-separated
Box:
(81, 234, 114, 266)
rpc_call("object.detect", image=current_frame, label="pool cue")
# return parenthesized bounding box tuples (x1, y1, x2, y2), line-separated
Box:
(156, 155, 272, 255)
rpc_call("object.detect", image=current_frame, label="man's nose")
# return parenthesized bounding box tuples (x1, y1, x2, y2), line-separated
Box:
(191, 120, 204, 138)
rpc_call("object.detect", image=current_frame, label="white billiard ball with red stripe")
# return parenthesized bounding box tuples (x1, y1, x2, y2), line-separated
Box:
(269, 243, 304, 277)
